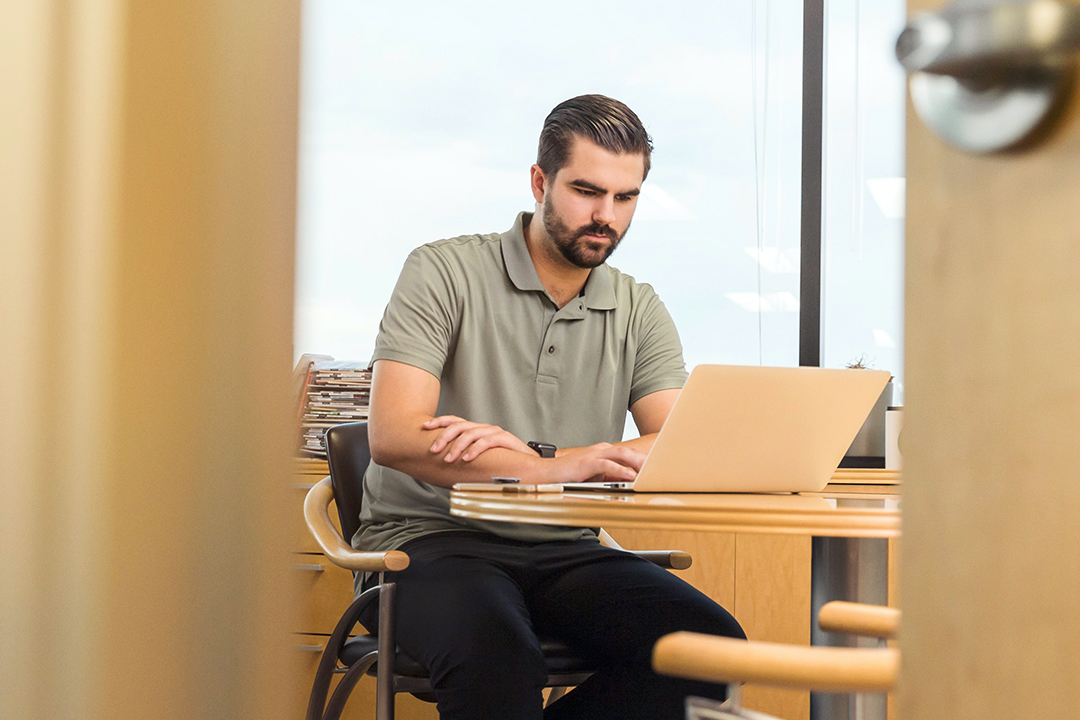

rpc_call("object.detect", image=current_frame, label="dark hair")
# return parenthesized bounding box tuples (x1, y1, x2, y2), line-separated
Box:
(537, 94, 653, 181)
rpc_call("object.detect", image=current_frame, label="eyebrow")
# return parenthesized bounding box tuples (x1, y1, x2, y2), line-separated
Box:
(568, 179, 641, 197)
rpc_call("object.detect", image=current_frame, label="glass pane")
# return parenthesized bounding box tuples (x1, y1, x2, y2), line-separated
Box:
(821, 0, 907, 398)
(295, 0, 803, 371)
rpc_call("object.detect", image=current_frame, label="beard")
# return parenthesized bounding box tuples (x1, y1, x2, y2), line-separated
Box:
(541, 196, 629, 269)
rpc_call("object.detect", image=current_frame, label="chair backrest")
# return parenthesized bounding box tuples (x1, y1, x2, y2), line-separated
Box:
(324, 421, 371, 546)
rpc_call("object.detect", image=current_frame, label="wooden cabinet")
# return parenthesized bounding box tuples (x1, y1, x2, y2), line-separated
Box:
(603, 485, 898, 720)
(606, 528, 812, 720)
(293, 460, 440, 720)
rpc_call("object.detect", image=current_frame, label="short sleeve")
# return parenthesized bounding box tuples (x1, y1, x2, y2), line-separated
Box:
(371, 246, 460, 379)
(629, 287, 688, 407)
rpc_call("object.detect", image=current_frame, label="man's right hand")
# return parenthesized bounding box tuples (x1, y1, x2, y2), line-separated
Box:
(548, 443, 646, 484)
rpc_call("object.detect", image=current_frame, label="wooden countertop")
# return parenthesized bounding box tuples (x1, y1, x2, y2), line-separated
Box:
(297, 458, 899, 537)
(450, 488, 899, 538)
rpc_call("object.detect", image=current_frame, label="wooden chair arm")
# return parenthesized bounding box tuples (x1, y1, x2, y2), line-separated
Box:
(818, 601, 900, 640)
(598, 528, 692, 570)
(632, 551, 692, 570)
(303, 477, 409, 573)
(652, 632, 899, 693)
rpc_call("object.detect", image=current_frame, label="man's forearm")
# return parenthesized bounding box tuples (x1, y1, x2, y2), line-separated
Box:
(371, 416, 645, 488)
(371, 422, 550, 488)
(368, 360, 646, 488)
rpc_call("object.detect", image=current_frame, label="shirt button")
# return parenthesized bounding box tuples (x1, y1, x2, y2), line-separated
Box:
(548, 345, 555, 354)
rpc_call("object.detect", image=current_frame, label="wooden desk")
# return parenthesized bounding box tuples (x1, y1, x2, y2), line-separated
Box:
(450, 486, 900, 720)
(450, 488, 900, 538)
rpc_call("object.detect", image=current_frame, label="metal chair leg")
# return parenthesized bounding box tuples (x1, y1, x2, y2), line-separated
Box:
(376, 581, 397, 720)
(322, 652, 378, 720)
(305, 586, 381, 720)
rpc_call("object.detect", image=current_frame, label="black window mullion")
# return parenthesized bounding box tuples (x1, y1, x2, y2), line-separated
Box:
(799, 0, 825, 367)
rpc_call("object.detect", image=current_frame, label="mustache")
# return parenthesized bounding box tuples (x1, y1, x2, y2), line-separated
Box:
(574, 223, 619, 242)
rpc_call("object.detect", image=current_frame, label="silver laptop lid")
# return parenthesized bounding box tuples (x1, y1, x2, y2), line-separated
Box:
(631, 365, 890, 493)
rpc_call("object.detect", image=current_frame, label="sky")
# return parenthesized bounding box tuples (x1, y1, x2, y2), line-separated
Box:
(294, 0, 906, 389)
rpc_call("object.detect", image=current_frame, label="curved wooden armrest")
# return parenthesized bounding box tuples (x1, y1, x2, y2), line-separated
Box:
(597, 528, 692, 570)
(819, 601, 900, 640)
(652, 632, 899, 693)
(632, 551, 692, 570)
(303, 477, 409, 573)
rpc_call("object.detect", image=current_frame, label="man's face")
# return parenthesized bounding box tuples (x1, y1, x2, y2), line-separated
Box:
(536, 137, 645, 269)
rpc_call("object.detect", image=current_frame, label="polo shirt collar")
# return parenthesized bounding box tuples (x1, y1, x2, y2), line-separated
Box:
(502, 211, 617, 310)
(502, 212, 546, 292)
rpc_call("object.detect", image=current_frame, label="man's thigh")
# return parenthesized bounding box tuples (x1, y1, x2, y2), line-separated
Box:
(359, 532, 547, 681)
(528, 541, 745, 666)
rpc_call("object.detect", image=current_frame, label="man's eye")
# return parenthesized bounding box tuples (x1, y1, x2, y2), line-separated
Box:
(576, 188, 596, 196)
(615, 195, 632, 202)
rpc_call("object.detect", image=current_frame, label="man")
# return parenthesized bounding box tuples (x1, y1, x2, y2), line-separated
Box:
(357, 94, 745, 719)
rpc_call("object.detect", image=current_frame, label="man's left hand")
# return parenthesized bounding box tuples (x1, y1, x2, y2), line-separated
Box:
(423, 415, 534, 463)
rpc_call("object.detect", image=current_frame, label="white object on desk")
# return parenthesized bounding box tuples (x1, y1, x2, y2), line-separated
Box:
(885, 407, 903, 470)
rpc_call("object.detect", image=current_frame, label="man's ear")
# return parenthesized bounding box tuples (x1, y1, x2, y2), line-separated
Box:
(529, 164, 548, 204)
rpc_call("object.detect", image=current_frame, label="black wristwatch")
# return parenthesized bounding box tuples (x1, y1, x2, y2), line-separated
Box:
(527, 441, 557, 458)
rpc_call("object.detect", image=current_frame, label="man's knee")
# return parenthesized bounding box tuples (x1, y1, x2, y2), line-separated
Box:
(429, 611, 548, 690)
(424, 616, 548, 720)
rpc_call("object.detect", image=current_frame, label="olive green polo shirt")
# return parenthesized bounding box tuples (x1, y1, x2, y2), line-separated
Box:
(355, 211, 688, 553)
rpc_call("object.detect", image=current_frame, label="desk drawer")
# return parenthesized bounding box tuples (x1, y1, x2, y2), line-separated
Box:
(294, 552, 361, 635)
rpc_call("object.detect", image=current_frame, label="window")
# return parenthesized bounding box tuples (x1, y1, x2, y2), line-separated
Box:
(821, 0, 908, 396)
(295, 0, 804, 371)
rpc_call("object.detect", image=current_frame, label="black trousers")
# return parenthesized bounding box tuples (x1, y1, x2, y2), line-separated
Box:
(359, 531, 746, 720)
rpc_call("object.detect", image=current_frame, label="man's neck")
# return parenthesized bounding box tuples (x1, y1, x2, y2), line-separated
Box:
(523, 215, 592, 309)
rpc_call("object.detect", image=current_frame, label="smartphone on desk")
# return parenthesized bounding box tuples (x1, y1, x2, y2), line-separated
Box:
(453, 480, 565, 493)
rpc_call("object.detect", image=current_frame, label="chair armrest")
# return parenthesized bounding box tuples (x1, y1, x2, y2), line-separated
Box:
(632, 551, 692, 570)
(303, 477, 409, 573)
(652, 632, 899, 693)
(818, 601, 900, 640)
(597, 528, 692, 570)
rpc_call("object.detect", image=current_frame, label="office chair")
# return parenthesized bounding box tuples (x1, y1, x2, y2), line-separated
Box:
(303, 421, 694, 720)
(652, 602, 900, 720)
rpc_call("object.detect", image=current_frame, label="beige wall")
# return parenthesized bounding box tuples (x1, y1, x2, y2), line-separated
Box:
(0, 1, 302, 718)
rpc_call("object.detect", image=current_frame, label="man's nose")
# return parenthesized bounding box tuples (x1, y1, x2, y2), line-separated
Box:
(593, 196, 616, 226)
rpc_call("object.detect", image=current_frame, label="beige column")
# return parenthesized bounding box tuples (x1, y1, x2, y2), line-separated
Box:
(0, 1, 302, 718)
(902, 0, 1080, 717)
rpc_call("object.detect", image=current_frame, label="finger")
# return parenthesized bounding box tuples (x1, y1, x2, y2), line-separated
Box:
(599, 445, 647, 471)
(593, 459, 638, 481)
(444, 426, 500, 462)
(460, 435, 500, 462)
(423, 415, 464, 430)
(430, 421, 473, 453)
(426, 417, 467, 452)
(459, 433, 531, 461)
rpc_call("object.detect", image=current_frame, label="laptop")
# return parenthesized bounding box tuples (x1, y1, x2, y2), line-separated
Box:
(568, 364, 891, 493)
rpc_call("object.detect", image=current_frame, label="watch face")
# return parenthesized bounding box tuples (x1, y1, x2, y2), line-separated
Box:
(529, 441, 556, 458)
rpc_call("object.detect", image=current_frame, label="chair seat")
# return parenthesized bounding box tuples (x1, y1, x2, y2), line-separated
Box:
(340, 635, 596, 677)
(341, 635, 427, 677)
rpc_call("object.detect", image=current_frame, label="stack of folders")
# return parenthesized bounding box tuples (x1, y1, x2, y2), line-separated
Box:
(293, 355, 372, 459)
